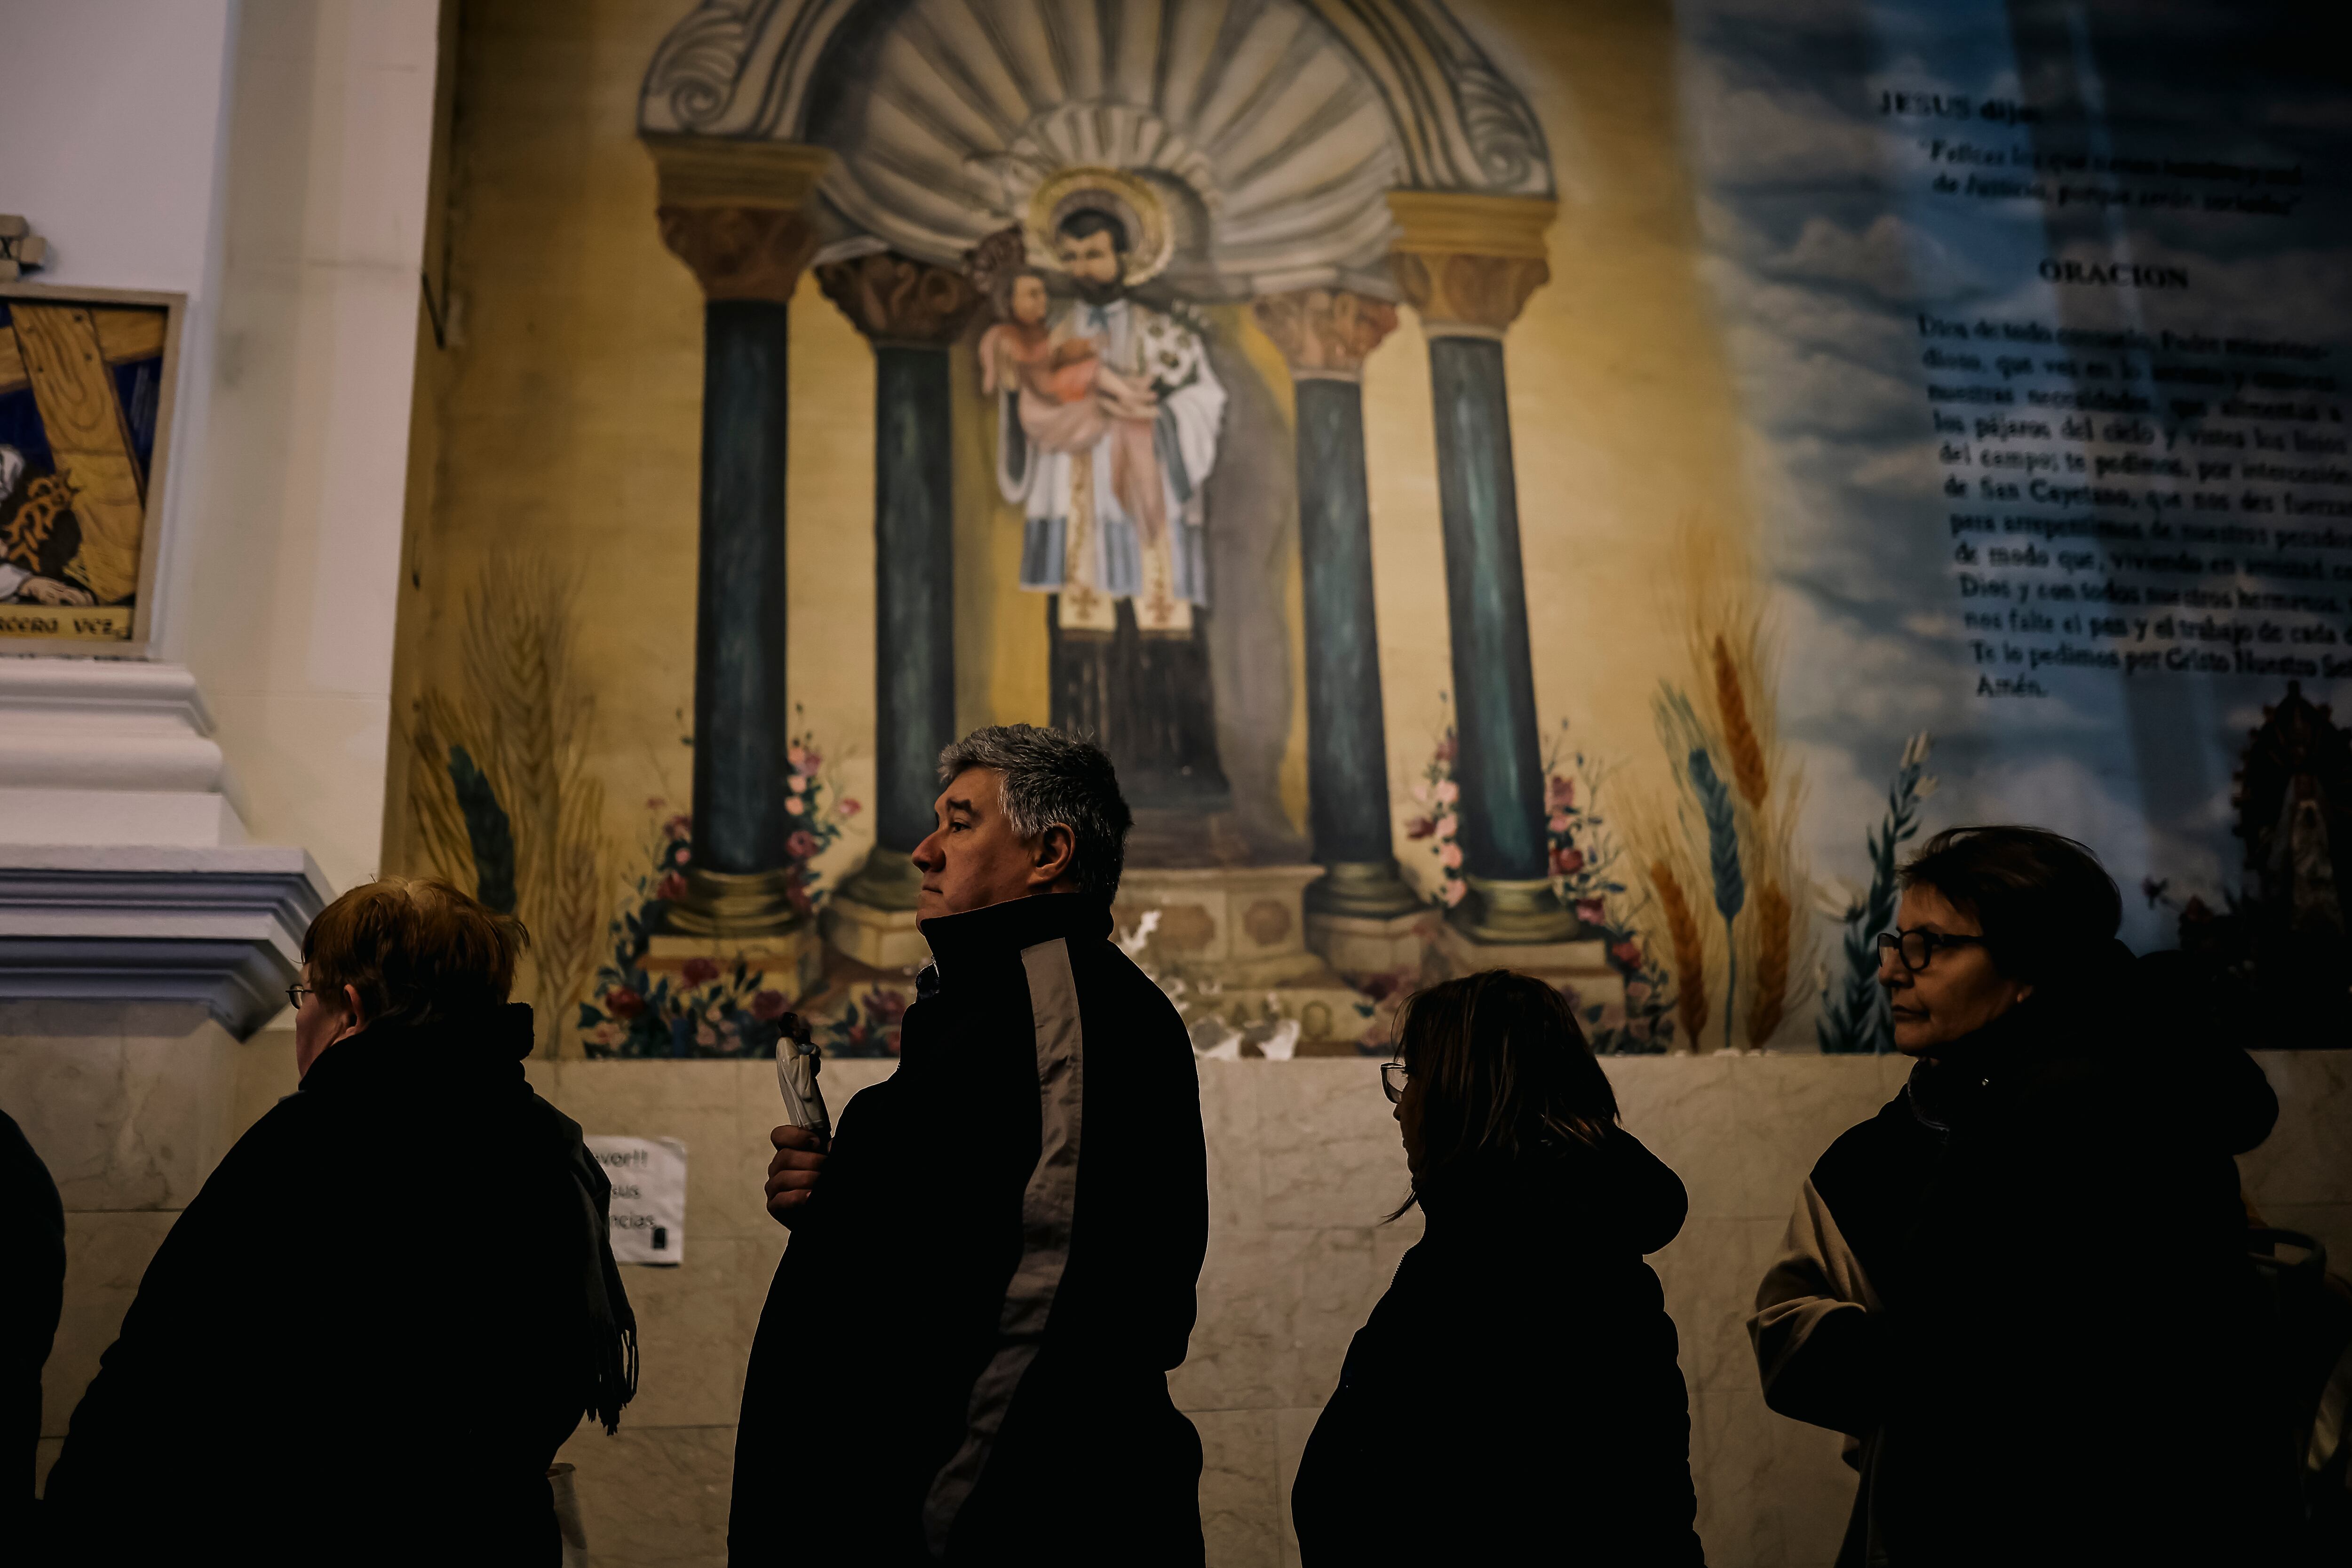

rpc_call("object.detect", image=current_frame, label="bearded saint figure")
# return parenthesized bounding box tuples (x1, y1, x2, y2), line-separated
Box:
(977, 175, 1232, 811)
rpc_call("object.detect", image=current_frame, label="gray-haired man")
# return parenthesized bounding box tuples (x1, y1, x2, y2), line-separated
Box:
(730, 725, 1208, 1566)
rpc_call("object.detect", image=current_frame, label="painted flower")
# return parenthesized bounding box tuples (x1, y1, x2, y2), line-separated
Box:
(646, 796, 667, 811)
(750, 989, 788, 1021)
(800, 750, 824, 773)
(785, 795, 806, 816)
(1625, 979, 1653, 1004)
(664, 813, 692, 842)
(1548, 812, 1571, 834)
(1551, 846, 1585, 876)
(589, 1021, 622, 1048)
(696, 1019, 719, 1048)
(1442, 878, 1468, 907)
(655, 871, 689, 902)
(719, 1019, 743, 1051)
(1439, 842, 1464, 869)
(865, 988, 908, 1025)
(787, 772, 807, 795)
(1434, 780, 1459, 804)
(787, 744, 809, 771)
(1548, 776, 1575, 808)
(1435, 733, 1456, 764)
(1435, 814, 1458, 840)
(605, 987, 646, 1020)
(787, 830, 819, 860)
(676, 847, 692, 864)
(1405, 816, 1435, 841)
(1412, 782, 1431, 805)
(1574, 898, 1608, 926)
(1611, 939, 1644, 969)
(681, 957, 720, 988)
(839, 798, 861, 817)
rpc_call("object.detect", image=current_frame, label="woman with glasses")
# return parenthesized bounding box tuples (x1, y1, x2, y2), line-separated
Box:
(1290, 971, 1704, 1565)
(1750, 826, 2289, 1567)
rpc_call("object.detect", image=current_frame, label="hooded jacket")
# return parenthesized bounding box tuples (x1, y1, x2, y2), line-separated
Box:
(1750, 941, 2293, 1566)
(728, 893, 1208, 1566)
(1290, 1125, 1706, 1565)
(40, 1004, 634, 1568)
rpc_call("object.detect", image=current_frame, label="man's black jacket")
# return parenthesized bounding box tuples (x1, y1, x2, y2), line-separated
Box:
(40, 1004, 634, 1567)
(730, 893, 1208, 1565)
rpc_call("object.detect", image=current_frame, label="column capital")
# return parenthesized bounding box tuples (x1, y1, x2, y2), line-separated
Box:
(645, 135, 833, 302)
(814, 250, 983, 347)
(1250, 288, 1400, 381)
(1384, 191, 1557, 337)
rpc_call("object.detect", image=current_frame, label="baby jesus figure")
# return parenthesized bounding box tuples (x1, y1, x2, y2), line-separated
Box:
(978, 268, 1169, 548)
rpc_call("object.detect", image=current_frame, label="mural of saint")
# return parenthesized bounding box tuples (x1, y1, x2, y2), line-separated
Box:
(974, 172, 1232, 811)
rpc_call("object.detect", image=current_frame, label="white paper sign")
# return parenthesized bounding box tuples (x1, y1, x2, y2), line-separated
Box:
(587, 1135, 686, 1266)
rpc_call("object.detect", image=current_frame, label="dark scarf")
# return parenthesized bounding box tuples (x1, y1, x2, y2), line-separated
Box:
(303, 1003, 637, 1432)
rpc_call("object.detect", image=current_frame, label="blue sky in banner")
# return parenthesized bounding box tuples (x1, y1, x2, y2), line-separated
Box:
(1674, 0, 2352, 949)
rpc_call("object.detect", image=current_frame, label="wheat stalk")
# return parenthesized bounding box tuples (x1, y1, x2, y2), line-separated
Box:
(1712, 634, 1769, 809)
(1744, 878, 1791, 1048)
(1651, 859, 1710, 1049)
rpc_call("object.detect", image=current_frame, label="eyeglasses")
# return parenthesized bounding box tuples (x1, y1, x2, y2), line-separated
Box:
(1875, 929, 1986, 973)
(1380, 1061, 1409, 1104)
(285, 984, 314, 1011)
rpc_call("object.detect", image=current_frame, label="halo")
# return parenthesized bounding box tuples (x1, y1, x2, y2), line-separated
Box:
(1025, 166, 1175, 287)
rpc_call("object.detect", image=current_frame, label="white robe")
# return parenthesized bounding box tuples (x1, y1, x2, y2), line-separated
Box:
(993, 297, 1226, 631)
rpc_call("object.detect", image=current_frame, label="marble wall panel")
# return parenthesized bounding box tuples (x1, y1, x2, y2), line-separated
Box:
(1195, 1407, 1283, 1568)
(39, 1210, 179, 1441)
(2242, 1051, 2352, 1206)
(1257, 1058, 1412, 1230)
(0, 1000, 239, 1211)
(557, 1422, 736, 1568)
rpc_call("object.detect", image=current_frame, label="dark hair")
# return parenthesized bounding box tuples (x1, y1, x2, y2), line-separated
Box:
(303, 876, 529, 1031)
(936, 724, 1132, 902)
(1897, 825, 2121, 985)
(1392, 971, 1618, 1215)
(1056, 207, 1130, 254)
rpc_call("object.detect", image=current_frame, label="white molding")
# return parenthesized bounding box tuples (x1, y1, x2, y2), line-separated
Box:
(0, 845, 330, 1039)
(0, 657, 249, 834)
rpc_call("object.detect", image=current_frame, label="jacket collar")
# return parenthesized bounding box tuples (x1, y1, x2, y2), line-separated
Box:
(917, 893, 1112, 978)
(300, 1003, 534, 1096)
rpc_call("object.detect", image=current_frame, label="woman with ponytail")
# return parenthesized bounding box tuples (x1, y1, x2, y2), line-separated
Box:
(1290, 970, 1704, 1564)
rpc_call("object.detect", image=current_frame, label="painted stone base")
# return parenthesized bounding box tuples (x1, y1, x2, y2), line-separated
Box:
(1429, 921, 1627, 1016)
(644, 926, 823, 1002)
(1113, 865, 1331, 986)
(819, 892, 931, 971)
(1306, 907, 1442, 978)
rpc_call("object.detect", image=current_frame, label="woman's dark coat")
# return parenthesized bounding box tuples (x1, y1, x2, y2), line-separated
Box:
(1752, 942, 2295, 1566)
(729, 893, 1208, 1566)
(1292, 1126, 1706, 1565)
(39, 1004, 633, 1567)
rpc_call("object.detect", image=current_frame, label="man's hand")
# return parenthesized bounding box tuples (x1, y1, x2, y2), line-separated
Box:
(765, 1123, 828, 1227)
